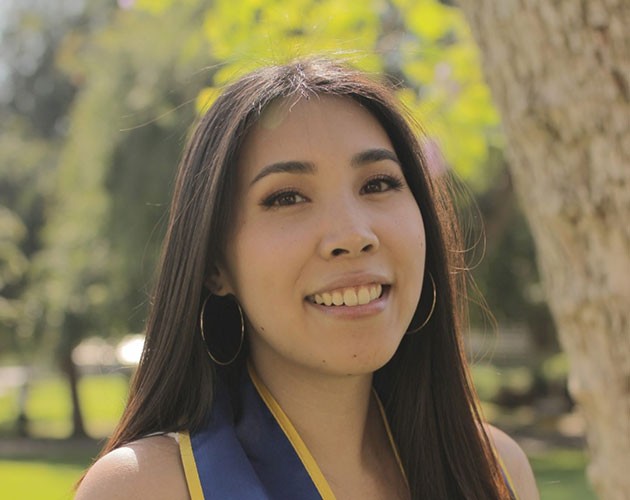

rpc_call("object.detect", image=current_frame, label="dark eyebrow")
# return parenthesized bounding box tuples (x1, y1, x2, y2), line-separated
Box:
(351, 148, 400, 167)
(249, 148, 399, 186)
(249, 160, 316, 186)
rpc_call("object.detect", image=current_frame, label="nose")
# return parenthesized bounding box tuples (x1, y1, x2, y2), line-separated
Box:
(318, 201, 380, 259)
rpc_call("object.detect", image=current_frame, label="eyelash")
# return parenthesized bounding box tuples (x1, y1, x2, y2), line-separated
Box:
(260, 174, 405, 209)
(261, 189, 308, 208)
(360, 174, 405, 194)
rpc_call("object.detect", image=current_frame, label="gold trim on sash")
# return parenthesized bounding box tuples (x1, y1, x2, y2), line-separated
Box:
(179, 430, 205, 500)
(372, 390, 409, 487)
(248, 364, 338, 500)
(248, 365, 410, 500)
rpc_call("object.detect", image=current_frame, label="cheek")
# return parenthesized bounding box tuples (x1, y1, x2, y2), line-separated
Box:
(226, 218, 312, 303)
(390, 202, 426, 297)
(226, 221, 314, 359)
(390, 201, 426, 259)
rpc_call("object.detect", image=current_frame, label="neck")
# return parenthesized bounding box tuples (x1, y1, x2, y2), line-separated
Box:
(249, 354, 410, 500)
(250, 355, 377, 467)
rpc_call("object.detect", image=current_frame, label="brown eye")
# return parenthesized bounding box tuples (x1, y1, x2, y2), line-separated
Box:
(262, 190, 308, 208)
(361, 175, 404, 195)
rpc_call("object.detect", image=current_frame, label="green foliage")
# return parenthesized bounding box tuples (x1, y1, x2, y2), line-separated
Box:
(542, 353, 569, 382)
(0, 1, 111, 360)
(133, 0, 500, 185)
(469, 168, 556, 351)
(0, 206, 29, 354)
(391, 0, 501, 187)
(4, 0, 546, 390)
(200, 0, 382, 82)
(37, 1, 213, 348)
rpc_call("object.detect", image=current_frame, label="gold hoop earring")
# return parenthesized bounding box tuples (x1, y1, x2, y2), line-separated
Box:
(406, 272, 436, 335)
(199, 294, 245, 366)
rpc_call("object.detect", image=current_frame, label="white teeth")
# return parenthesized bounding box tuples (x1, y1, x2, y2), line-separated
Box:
(311, 284, 384, 307)
(357, 288, 370, 305)
(343, 289, 358, 306)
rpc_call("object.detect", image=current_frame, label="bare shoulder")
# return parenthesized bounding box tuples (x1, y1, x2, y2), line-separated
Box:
(485, 424, 540, 500)
(75, 434, 189, 500)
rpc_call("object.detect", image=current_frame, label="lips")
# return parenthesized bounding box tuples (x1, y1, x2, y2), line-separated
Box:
(307, 283, 384, 307)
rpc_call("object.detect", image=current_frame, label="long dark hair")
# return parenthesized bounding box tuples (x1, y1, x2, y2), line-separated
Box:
(96, 58, 512, 499)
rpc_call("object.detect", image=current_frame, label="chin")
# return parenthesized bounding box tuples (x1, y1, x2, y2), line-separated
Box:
(325, 343, 400, 377)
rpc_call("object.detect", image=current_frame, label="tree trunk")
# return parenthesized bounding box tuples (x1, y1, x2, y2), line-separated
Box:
(61, 350, 87, 438)
(16, 377, 30, 437)
(457, 1, 630, 498)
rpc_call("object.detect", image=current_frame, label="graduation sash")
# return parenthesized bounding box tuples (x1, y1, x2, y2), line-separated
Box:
(178, 366, 517, 499)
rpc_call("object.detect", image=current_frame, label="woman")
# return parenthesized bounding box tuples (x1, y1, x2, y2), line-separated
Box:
(76, 58, 538, 499)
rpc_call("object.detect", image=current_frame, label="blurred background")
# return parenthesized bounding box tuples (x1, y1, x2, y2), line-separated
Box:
(0, 0, 594, 498)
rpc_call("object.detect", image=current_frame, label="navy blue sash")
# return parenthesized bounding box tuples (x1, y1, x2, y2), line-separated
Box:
(180, 368, 334, 499)
(179, 368, 518, 499)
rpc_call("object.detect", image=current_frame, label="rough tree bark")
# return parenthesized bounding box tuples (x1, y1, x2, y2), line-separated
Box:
(457, 1, 629, 498)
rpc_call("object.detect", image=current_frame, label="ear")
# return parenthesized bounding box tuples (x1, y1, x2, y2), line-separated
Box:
(205, 264, 234, 297)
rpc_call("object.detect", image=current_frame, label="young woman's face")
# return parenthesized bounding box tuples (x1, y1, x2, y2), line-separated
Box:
(216, 96, 425, 379)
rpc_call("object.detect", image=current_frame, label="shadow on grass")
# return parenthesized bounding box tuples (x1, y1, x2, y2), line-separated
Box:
(0, 437, 103, 468)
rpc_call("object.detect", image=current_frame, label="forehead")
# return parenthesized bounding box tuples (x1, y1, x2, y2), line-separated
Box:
(236, 95, 394, 178)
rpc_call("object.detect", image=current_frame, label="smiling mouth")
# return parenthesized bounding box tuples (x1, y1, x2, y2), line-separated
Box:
(307, 284, 385, 307)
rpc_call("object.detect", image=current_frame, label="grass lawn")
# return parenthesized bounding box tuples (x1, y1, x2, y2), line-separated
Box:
(0, 370, 597, 499)
(1, 447, 597, 500)
(0, 371, 129, 438)
(0, 459, 87, 500)
(0, 372, 123, 499)
(531, 449, 596, 500)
